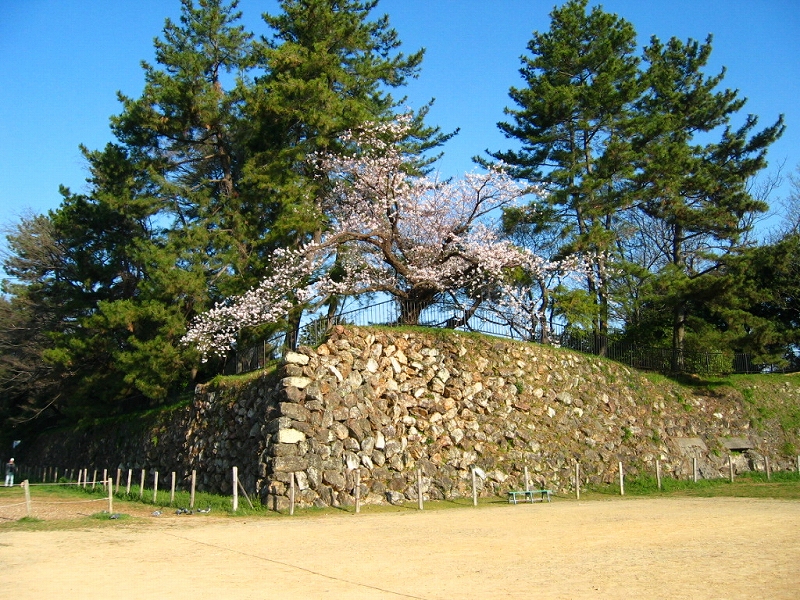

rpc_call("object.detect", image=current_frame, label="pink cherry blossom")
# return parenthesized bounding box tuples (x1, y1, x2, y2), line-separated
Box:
(183, 117, 585, 359)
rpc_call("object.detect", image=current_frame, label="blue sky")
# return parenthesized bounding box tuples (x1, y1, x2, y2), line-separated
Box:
(1, 0, 798, 235)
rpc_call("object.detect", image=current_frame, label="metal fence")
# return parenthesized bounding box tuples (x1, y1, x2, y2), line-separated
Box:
(224, 298, 780, 377)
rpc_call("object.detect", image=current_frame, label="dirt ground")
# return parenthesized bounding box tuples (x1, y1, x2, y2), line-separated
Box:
(1, 496, 798, 599)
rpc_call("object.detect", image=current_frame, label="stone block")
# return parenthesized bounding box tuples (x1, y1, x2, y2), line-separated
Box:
(272, 455, 308, 472)
(331, 422, 349, 440)
(281, 376, 312, 389)
(285, 352, 310, 365)
(279, 402, 312, 422)
(283, 386, 306, 403)
(674, 437, 707, 454)
(323, 470, 347, 491)
(276, 428, 306, 444)
(272, 443, 300, 457)
(719, 436, 752, 451)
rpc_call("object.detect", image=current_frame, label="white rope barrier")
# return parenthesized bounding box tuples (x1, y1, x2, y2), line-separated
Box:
(34, 498, 108, 505)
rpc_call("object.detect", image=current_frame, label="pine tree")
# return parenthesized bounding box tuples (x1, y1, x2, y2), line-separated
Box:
(112, 0, 253, 297)
(241, 0, 443, 258)
(489, 0, 641, 351)
(631, 35, 785, 369)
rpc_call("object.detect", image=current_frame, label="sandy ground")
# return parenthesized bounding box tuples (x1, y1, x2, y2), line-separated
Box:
(0, 496, 798, 599)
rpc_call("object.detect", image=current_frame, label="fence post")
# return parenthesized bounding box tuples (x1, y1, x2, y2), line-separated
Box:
(92, 469, 97, 490)
(232, 466, 239, 513)
(618, 461, 624, 496)
(139, 469, 145, 500)
(170, 472, 176, 506)
(126, 469, 132, 495)
(417, 468, 424, 510)
(524, 465, 530, 492)
(729, 455, 734, 483)
(354, 469, 361, 514)
(575, 462, 580, 500)
(692, 457, 698, 483)
(656, 459, 662, 491)
(190, 470, 197, 509)
(108, 478, 113, 514)
(23, 480, 31, 517)
(102, 469, 107, 491)
(115, 468, 121, 494)
(765, 456, 771, 481)
(153, 471, 159, 504)
(471, 467, 477, 506)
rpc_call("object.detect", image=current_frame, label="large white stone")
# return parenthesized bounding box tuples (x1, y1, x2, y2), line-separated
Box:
(327, 365, 343, 382)
(277, 428, 306, 444)
(284, 351, 309, 365)
(281, 376, 312, 389)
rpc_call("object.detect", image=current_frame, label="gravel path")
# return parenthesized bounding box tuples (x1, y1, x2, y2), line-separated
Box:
(1, 496, 798, 599)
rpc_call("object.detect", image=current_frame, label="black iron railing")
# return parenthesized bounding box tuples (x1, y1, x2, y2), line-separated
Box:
(223, 298, 783, 377)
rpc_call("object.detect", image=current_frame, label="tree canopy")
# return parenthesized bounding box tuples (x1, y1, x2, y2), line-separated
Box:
(489, 0, 785, 366)
(0, 0, 793, 438)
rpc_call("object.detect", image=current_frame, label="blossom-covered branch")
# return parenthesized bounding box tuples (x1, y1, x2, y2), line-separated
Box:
(183, 117, 582, 359)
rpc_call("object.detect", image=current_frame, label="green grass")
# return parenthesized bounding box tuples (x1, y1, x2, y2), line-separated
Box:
(583, 470, 800, 500)
(4, 467, 800, 532)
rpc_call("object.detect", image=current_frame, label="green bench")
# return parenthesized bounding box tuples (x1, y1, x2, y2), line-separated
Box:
(507, 489, 552, 504)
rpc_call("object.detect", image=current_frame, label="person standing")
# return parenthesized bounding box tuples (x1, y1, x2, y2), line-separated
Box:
(4, 458, 15, 486)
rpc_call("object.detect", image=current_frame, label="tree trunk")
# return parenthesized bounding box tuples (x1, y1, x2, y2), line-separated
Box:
(671, 302, 686, 372)
(671, 224, 687, 372)
(398, 289, 437, 326)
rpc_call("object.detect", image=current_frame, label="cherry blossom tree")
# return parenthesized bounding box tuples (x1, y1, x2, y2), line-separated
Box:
(183, 117, 580, 358)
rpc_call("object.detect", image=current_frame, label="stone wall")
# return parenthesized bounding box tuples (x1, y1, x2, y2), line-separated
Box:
(22, 326, 799, 508)
(261, 326, 797, 508)
(21, 375, 277, 496)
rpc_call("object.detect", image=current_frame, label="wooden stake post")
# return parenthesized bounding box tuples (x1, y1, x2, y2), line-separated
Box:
(417, 468, 424, 510)
(23, 480, 32, 517)
(656, 459, 662, 491)
(471, 468, 477, 507)
(153, 471, 159, 504)
(108, 478, 114, 514)
(618, 461, 624, 496)
(354, 469, 361, 514)
(190, 469, 197, 509)
(232, 466, 239, 513)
